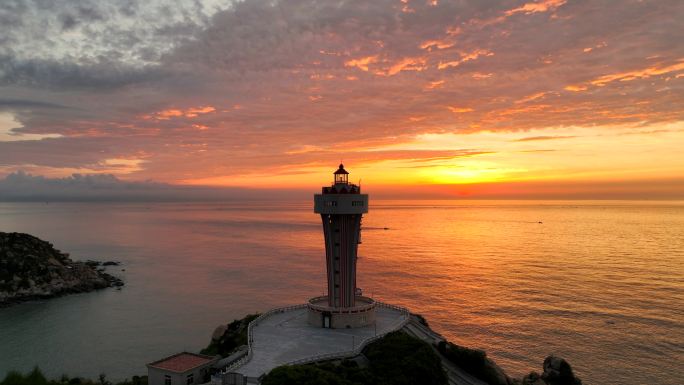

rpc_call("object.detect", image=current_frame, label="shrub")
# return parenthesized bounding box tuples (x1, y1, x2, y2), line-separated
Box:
(261, 331, 447, 385)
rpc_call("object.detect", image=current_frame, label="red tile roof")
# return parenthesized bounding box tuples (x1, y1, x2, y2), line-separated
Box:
(147, 352, 216, 373)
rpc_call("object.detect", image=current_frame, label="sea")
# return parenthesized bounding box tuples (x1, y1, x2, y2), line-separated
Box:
(0, 200, 682, 385)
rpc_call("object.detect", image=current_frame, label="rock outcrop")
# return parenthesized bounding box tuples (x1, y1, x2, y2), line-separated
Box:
(433, 324, 581, 385)
(0, 232, 123, 307)
(521, 355, 582, 385)
(201, 313, 260, 357)
(437, 340, 514, 385)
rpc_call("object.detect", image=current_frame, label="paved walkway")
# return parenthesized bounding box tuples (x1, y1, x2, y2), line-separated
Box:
(235, 305, 407, 378)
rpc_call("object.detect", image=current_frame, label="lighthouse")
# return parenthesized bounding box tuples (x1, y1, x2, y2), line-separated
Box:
(308, 164, 376, 329)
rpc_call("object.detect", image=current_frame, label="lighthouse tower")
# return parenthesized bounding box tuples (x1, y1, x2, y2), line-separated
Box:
(308, 164, 376, 329)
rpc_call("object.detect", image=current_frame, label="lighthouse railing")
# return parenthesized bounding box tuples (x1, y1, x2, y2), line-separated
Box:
(284, 301, 410, 366)
(219, 303, 308, 376)
(215, 301, 410, 383)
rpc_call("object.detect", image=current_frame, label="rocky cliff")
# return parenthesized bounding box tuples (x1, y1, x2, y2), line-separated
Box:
(437, 339, 582, 385)
(520, 355, 583, 385)
(201, 313, 260, 357)
(0, 232, 123, 307)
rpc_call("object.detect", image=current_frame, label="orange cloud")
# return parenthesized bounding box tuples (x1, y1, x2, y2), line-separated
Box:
(425, 80, 445, 90)
(145, 106, 216, 120)
(583, 42, 607, 53)
(385, 56, 428, 76)
(505, 0, 567, 16)
(447, 106, 474, 113)
(344, 55, 379, 71)
(184, 106, 216, 118)
(516, 91, 549, 104)
(472, 72, 493, 80)
(438, 50, 493, 69)
(400, 0, 414, 13)
(155, 109, 183, 119)
(420, 39, 455, 51)
(562, 60, 684, 92)
(471, 0, 566, 29)
(497, 104, 550, 116)
(513, 135, 575, 142)
(590, 60, 684, 86)
(345, 55, 427, 76)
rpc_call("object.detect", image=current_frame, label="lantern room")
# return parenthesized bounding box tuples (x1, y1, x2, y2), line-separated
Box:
(334, 163, 349, 184)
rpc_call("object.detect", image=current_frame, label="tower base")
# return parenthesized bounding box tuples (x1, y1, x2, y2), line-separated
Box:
(307, 296, 376, 329)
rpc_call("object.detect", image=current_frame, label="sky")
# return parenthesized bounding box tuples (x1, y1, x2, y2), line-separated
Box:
(0, 0, 683, 199)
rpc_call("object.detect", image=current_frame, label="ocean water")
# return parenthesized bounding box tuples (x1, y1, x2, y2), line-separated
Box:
(0, 200, 682, 385)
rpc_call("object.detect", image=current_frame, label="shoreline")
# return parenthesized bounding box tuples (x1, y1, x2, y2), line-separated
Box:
(1, 309, 581, 385)
(206, 309, 582, 385)
(0, 232, 124, 308)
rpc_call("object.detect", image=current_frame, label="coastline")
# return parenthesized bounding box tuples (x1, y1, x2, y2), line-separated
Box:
(1, 309, 581, 385)
(0, 232, 124, 308)
(206, 310, 582, 385)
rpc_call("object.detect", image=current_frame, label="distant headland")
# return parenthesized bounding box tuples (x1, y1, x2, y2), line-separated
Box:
(0, 232, 123, 307)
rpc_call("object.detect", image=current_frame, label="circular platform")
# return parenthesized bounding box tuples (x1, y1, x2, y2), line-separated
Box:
(307, 296, 377, 329)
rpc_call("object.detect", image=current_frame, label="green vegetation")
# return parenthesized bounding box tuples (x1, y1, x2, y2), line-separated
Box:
(436, 340, 510, 385)
(0, 368, 147, 385)
(200, 313, 260, 357)
(413, 313, 430, 327)
(1, 232, 122, 307)
(261, 331, 447, 385)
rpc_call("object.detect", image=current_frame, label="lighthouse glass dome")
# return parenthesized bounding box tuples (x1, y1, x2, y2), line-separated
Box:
(333, 164, 349, 184)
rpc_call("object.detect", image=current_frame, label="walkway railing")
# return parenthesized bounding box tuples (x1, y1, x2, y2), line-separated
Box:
(218, 303, 308, 375)
(307, 296, 377, 313)
(213, 301, 410, 382)
(284, 301, 410, 366)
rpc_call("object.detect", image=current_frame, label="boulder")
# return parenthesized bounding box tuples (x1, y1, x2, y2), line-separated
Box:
(212, 324, 228, 341)
(541, 356, 582, 385)
(522, 371, 546, 385)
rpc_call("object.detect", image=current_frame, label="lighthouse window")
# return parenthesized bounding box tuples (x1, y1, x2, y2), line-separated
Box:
(352, 201, 364, 206)
(325, 201, 338, 207)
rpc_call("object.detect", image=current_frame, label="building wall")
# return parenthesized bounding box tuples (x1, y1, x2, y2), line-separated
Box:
(148, 367, 184, 385)
(331, 308, 376, 329)
(307, 307, 376, 329)
(321, 213, 362, 307)
(313, 194, 368, 215)
(148, 362, 215, 385)
(314, 192, 368, 308)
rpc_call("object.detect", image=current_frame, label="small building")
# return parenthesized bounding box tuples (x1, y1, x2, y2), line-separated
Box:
(147, 352, 218, 385)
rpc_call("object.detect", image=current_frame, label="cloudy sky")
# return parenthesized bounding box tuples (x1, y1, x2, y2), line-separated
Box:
(1, 0, 683, 198)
